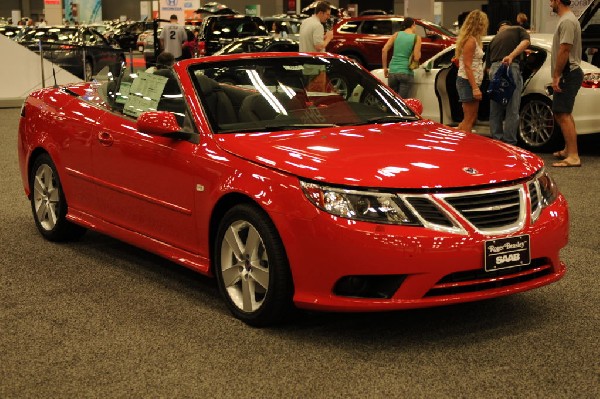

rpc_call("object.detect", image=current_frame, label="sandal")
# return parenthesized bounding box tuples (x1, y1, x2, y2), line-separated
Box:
(552, 150, 567, 159)
(552, 160, 581, 168)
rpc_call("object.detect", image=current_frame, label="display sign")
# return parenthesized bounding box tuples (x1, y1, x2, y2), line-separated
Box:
(245, 5, 261, 17)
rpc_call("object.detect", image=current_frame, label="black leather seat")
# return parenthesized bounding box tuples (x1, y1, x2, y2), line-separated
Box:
(238, 94, 281, 122)
(196, 74, 238, 127)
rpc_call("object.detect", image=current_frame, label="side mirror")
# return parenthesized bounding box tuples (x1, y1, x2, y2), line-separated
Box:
(404, 98, 423, 115)
(424, 61, 433, 72)
(137, 111, 181, 136)
(427, 34, 442, 41)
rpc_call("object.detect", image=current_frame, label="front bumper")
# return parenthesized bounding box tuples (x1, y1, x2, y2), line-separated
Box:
(273, 194, 568, 312)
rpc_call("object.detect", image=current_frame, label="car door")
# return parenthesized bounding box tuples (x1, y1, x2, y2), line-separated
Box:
(91, 111, 200, 253)
(89, 72, 200, 253)
(412, 48, 456, 122)
(84, 29, 118, 73)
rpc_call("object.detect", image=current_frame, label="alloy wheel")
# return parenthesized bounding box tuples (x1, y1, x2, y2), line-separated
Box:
(33, 163, 60, 232)
(220, 220, 270, 313)
(519, 98, 555, 148)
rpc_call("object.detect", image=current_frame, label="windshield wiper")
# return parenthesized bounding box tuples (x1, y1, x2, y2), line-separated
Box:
(366, 115, 420, 123)
(219, 123, 337, 133)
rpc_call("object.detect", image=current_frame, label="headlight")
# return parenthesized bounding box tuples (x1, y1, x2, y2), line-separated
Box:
(537, 169, 558, 208)
(300, 181, 420, 225)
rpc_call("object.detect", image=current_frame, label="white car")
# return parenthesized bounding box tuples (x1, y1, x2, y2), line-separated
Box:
(370, 34, 600, 151)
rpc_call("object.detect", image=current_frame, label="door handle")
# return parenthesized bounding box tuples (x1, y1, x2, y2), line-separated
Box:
(97, 131, 114, 146)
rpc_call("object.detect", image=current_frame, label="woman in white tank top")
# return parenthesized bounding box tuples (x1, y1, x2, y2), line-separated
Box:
(454, 10, 489, 133)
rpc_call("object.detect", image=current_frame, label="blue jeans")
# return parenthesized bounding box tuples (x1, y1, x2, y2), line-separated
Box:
(489, 62, 523, 145)
(388, 72, 414, 98)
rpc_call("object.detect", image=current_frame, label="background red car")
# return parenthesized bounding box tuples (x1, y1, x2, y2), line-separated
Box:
(326, 15, 456, 70)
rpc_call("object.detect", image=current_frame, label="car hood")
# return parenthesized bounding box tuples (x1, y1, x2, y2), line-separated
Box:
(216, 121, 543, 189)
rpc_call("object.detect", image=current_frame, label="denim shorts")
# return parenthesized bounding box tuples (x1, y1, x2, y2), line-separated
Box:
(456, 76, 478, 102)
(552, 67, 583, 114)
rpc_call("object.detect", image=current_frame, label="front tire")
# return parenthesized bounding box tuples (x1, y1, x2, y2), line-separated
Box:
(518, 96, 563, 152)
(29, 154, 86, 242)
(214, 204, 294, 327)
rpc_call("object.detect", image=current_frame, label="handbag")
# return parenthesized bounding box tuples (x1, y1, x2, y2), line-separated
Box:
(409, 57, 419, 70)
(487, 63, 516, 105)
(408, 35, 419, 70)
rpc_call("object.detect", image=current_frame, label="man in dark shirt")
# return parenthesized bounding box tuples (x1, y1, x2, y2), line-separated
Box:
(486, 21, 530, 145)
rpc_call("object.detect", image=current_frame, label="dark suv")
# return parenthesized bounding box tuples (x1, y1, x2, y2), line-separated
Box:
(326, 15, 456, 70)
(198, 14, 269, 56)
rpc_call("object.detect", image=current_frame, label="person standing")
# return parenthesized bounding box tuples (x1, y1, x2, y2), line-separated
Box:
(299, 1, 333, 52)
(381, 17, 422, 98)
(486, 21, 530, 145)
(454, 10, 489, 133)
(159, 14, 187, 60)
(550, 0, 583, 167)
(516, 12, 530, 30)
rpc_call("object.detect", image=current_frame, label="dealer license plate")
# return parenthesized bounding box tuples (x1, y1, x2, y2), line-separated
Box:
(484, 235, 530, 272)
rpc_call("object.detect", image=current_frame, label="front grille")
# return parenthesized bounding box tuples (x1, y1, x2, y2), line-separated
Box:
(444, 187, 522, 231)
(406, 197, 454, 227)
(425, 258, 552, 297)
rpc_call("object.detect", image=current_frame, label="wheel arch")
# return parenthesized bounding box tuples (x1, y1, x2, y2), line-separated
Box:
(26, 147, 51, 198)
(208, 192, 289, 276)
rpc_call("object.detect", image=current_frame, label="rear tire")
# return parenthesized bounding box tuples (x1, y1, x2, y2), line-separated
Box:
(29, 154, 86, 242)
(518, 96, 563, 152)
(214, 204, 294, 327)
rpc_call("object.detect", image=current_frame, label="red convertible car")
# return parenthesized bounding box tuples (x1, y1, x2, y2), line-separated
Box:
(18, 53, 568, 326)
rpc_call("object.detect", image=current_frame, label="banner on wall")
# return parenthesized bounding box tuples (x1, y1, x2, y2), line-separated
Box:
(64, 0, 102, 24)
(184, 1, 201, 20)
(159, 0, 184, 23)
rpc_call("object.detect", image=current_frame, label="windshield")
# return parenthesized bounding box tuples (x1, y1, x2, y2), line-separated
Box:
(189, 56, 418, 134)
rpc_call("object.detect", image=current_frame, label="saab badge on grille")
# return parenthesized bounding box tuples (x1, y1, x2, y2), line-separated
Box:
(463, 167, 479, 175)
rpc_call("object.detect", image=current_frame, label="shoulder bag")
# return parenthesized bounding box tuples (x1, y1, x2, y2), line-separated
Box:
(408, 34, 419, 70)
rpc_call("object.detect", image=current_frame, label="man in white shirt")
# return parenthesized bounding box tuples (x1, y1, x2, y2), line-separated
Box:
(299, 2, 333, 52)
(160, 14, 187, 60)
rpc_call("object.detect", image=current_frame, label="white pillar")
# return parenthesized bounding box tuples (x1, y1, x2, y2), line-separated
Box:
(404, 0, 434, 21)
(44, 4, 63, 25)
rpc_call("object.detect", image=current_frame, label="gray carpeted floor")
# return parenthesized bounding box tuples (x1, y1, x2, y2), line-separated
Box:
(1, 106, 599, 397)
